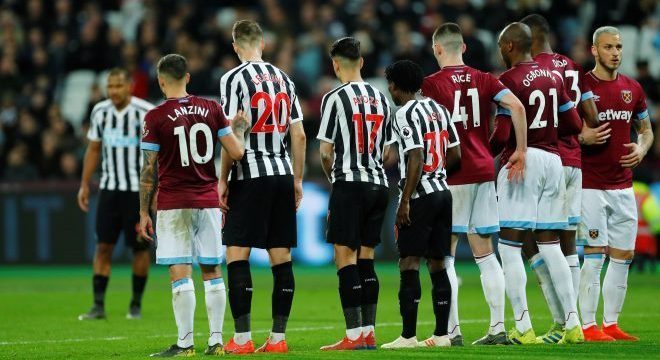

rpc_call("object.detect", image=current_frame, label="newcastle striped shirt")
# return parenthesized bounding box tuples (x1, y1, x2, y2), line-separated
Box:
(393, 97, 459, 198)
(317, 81, 393, 186)
(219, 61, 302, 180)
(87, 97, 154, 192)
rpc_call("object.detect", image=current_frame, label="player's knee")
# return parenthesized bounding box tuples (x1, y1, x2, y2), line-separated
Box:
(268, 248, 292, 266)
(200, 264, 222, 280)
(399, 257, 421, 271)
(427, 258, 446, 273)
(95, 243, 114, 259)
(609, 248, 634, 260)
(584, 245, 607, 255)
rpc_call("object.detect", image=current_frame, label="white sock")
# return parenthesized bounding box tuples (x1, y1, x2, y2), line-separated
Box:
(566, 254, 580, 299)
(498, 240, 532, 333)
(537, 242, 580, 329)
(233, 331, 252, 345)
(204, 278, 226, 346)
(269, 332, 285, 343)
(346, 327, 362, 341)
(602, 257, 631, 326)
(529, 254, 564, 325)
(172, 278, 195, 348)
(362, 325, 375, 335)
(579, 253, 605, 328)
(475, 253, 506, 334)
(445, 255, 461, 337)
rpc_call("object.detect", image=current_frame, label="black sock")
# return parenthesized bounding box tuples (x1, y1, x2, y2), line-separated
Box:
(430, 269, 452, 336)
(227, 260, 253, 333)
(337, 265, 362, 330)
(271, 261, 295, 334)
(399, 270, 421, 338)
(358, 259, 379, 330)
(130, 274, 147, 308)
(93, 274, 109, 308)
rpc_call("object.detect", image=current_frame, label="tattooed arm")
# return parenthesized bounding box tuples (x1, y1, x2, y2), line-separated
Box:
(139, 150, 158, 241)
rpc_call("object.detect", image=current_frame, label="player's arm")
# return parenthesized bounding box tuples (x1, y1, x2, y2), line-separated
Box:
(77, 140, 101, 212)
(289, 94, 306, 209)
(219, 110, 250, 160)
(489, 113, 511, 156)
(319, 141, 334, 183)
(397, 148, 423, 228)
(289, 121, 306, 209)
(578, 97, 599, 128)
(493, 81, 526, 182)
(558, 93, 583, 136)
(139, 150, 158, 241)
(620, 116, 653, 168)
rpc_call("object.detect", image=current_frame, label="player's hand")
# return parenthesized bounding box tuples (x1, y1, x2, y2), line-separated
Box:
(396, 200, 411, 228)
(580, 122, 611, 145)
(505, 149, 525, 183)
(294, 179, 303, 210)
(77, 184, 90, 212)
(139, 213, 155, 242)
(620, 142, 645, 168)
(230, 110, 250, 134)
(218, 180, 229, 214)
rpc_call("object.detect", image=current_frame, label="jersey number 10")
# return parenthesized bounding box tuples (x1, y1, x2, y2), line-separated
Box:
(173, 123, 213, 167)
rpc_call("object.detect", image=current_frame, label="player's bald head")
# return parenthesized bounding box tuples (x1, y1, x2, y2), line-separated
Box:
(499, 22, 532, 53)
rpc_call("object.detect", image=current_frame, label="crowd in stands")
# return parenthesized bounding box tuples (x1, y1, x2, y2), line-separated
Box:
(0, 0, 658, 182)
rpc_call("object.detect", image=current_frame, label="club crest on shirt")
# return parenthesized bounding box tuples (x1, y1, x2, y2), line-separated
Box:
(589, 229, 599, 239)
(401, 126, 413, 139)
(621, 90, 632, 104)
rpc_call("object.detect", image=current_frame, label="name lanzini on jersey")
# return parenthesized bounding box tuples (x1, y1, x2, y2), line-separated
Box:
(167, 105, 210, 121)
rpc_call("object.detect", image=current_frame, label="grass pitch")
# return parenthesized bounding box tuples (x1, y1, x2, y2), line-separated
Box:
(0, 262, 658, 359)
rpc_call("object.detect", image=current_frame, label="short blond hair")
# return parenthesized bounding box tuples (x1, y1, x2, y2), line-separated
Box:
(593, 26, 620, 45)
(232, 20, 263, 47)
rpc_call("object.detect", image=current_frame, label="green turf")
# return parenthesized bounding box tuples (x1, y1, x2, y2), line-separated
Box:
(0, 262, 658, 359)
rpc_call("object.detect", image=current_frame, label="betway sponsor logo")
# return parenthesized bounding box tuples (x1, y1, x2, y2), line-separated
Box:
(598, 109, 633, 121)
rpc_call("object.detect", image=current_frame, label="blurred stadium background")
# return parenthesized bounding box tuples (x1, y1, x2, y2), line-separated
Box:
(0, 0, 659, 266)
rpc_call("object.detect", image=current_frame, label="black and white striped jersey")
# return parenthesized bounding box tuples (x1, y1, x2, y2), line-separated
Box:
(87, 97, 154, 192)
(393, 97, 460, 199)
(219, 61, 303, 180)
(317, 81, 394, 186)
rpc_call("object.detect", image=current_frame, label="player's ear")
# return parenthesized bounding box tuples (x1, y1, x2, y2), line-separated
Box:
(232, 42, 239, 54)
(331, 58, 339, 74)
(359, 57, 364, 70)
(185, 73, 190, 84)
(461, 43, 466, 54)
(590, 44, 598, 58)
(260, 39, 265, 51)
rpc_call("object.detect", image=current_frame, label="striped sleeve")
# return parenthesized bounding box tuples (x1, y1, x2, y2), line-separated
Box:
(87, 106, 104, 141)
(219, 66, 245, 119)
(290, 93, 303, 124)
(395, 104, 423, 153)
(317, 93, 337, 143)
(383, 97, 396, 146)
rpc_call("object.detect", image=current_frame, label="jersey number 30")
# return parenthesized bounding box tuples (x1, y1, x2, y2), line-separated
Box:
(173, 123, 213, 167)
(423, 130, 449, 172)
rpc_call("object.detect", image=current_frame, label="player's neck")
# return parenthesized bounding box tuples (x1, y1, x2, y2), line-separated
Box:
(399, 92, 417, 105)
(510, 53, 533, 67)
(592, 64, 617, 81)
(439, 55, 464, 68)
(239, 49, 263, 63)
(339, 70, 363, 84)
(114, 98, 131, 111)
(164, 88, 189, 99)
(532, 42, 553, 57)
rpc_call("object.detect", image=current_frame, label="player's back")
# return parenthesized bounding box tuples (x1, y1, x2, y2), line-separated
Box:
(142, 95, 230, 210)
(394, 97, 459, 197)
(317, 81, 392, 185)
(581, 72, 648, 189)
(534, 52, 590, 168)
(498, 61, 569, 161)
(422, 65, 508, 185)
(220, 61, 302, 180)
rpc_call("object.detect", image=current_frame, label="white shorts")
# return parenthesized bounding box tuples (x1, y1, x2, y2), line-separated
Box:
(449, 182, 499, 234)
(156, 208, 224, 265)
(577, 188, 637, 250)
(564, 166, 582, 230)
(497, 147, 567, 230)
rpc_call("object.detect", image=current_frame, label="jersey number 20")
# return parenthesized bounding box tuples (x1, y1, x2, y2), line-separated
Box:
(251, 91, 291, 133)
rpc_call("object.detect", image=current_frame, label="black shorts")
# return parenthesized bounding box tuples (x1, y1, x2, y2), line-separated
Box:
(223, 175, 297, 249)
(96, 190, 149, 251)
(326, 181, 389, 251)
(396, 190, 452, 259)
